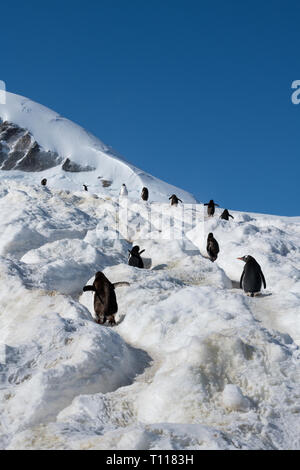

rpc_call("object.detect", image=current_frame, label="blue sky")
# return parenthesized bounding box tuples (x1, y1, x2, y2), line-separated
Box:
(1, 0, 299, 215)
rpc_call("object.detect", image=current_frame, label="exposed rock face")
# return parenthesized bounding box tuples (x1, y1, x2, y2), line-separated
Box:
(101, 179, 112, 188)
(62, 158, 95, 173)
(0, 121, 63, 171)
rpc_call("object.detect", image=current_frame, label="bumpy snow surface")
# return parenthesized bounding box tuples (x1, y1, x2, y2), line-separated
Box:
(0, 93, 300, 450)
(0, 181, 299, 450)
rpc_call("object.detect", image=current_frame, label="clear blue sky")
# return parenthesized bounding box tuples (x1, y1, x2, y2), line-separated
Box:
(1, 0, 299, 215)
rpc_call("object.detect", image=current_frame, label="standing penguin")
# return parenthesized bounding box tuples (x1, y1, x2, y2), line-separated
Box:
(220, 209, 234, 220)
(141, 187, 149, 201)
(128, 245, 145, 268)
(238, 255, 266, 297)
(119, 184, 128, 196)
(169, 194, 182, 206)
(83, 184, 88, 192)
(207, 233, 219, 262)
(83, 272, 130, 325)
(204, 200, 219, 216)
(41, 178, 47, 186)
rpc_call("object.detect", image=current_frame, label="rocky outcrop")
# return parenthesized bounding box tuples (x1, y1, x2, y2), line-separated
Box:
(0, 121, 62, 171)
(62, 158, 95, 172)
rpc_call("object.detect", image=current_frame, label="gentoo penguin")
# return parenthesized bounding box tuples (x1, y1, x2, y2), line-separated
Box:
(119, 184, 128, 196)
(128, 246, 145, 268)
(83, 184, 88, 192)
(207, 233, 219, 262)
(169, 194, 182, 206)
(41, 178, 47, 186)
(83, 272, 130, 325)
(141, 187, 149, 201)
(204, 200, 219, 216)
(238, 255, 266, 297)
(220, 209, 234, 220)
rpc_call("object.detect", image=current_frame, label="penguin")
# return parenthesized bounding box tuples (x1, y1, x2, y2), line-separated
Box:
(41, 178, 47, 187)
(207, 233, 219, 262)
(220, 209, 234, 221)
(119, 184, 128, 196)
(83, 184, 88, 192)
(204, 200, 219, 216)
(83, 272, 130, 325)
(128, 245, 145, 268)
(141, 187, 149, 201)
(169, 194, 182, 206)
(238, 255, 266, 297)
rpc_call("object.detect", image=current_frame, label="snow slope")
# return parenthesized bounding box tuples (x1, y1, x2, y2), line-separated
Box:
(0, 92, 197, 202)
(0, 92, 299, 450)
(0, 179, 299, 450)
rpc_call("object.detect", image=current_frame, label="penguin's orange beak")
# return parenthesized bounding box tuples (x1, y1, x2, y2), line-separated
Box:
(237, 257, 243, 260)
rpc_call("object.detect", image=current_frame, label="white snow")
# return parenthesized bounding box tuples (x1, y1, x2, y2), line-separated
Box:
(0, 92, 300, 450)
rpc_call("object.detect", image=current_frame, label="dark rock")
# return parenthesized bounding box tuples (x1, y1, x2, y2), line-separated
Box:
(0, 121, 62, 171)
(101, 179, 112, 188)
(62, 157, 95, 172)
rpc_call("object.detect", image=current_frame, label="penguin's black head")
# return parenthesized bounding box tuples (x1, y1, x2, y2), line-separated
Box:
(208, 232, 214, 239)
(131, 245, 140, 255)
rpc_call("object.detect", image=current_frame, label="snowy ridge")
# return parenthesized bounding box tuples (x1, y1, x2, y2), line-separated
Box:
(0, 178, 299, 449)
(0, 92, 197, 202)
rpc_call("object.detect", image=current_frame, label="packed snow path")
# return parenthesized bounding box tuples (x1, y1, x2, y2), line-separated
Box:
(0, 180, 300, 450)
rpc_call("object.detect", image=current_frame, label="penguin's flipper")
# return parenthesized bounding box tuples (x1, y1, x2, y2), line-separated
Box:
(139, 249, 145, 255)
(229, 214, 234, 219)
(240, 270, 245, 289)
(83, 285, 96, 292)
(113, 282, 131, 288)
(260, 270, 266, 289)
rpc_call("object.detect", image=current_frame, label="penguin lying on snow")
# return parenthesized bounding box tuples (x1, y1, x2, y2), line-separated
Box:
(204, 200, 219, 216)
(141, 187, 149, 201)
(238, 255, 266, 297)
(207, 233, 219, 262)
(220, 209, 234, 220)
(169, 194, 182, 206)
(41, 178, 47, 186)
(128, 246, 145, 268)
(83, 272, 130, 325)
(83, 184, 88, 192)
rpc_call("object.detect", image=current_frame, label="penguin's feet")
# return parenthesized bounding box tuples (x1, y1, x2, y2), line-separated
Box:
(96, 315, 105, 324)
(106, 315, 116, 326)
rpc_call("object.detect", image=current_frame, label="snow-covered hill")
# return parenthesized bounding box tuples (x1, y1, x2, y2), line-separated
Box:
(0, 92, 196, 202)
(0, 93, 299, 450)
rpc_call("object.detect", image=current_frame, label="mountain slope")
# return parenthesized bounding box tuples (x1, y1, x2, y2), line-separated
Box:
(0, 92, 299, 450)
(0, 92, 197, 202)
